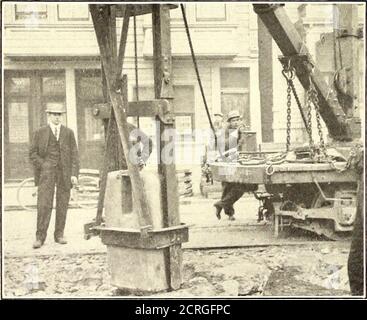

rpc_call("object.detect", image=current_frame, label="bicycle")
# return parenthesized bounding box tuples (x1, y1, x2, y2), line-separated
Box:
(16, 169, 100, 211)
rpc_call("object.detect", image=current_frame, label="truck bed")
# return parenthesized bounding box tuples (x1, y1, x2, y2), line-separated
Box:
(210, 161, 357, 185)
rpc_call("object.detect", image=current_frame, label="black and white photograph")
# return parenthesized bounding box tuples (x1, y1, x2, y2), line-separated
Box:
(1, 1, 365, 301)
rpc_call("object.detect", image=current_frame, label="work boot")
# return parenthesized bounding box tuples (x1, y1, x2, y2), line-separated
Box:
(214, 204, 222, 220)
(55, 237, 67, 245)
(33, 240, 43, 249)
(228, 215, 236, 221)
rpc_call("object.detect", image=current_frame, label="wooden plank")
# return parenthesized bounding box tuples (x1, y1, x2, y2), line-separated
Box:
(90, 5, 153, 228)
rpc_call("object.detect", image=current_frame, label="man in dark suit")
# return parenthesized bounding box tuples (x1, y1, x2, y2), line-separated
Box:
(29, 104, 79, 249)
(214, 110, 257, 221)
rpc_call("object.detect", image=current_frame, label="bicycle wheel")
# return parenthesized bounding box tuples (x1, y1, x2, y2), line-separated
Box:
(73, 175, 100, 209)
(17, 178, 38, 211)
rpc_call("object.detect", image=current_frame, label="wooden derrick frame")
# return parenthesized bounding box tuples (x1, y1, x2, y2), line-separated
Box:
(87, 4, 186, 290)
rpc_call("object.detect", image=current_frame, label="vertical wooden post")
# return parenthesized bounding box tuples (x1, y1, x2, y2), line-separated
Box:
(152, 4, 182, 290)
(335, 4, 361, 138)
(257, 16, 274, 143)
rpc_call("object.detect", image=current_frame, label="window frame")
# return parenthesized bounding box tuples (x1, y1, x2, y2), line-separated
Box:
(57, 4, 90, 22)
(14, 3, 48, 21)
(195, 3, 227, 22)
(219, 67, 251, 127)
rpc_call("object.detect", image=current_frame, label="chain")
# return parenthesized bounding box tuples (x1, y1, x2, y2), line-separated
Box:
(286, 80, 292, 152)
(282, 63, 294, 152)
(309, 79, 328, 160)
(306, 86, 315, 158)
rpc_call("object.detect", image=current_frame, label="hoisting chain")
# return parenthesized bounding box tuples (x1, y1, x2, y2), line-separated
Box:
(308, 77, 328, 160)
(281, 64, 295, 152)
(236, 61, 351, 175)
(307, 76, 349, 172)
(286, 78, 292, 152)
(306, 84, 315, 158)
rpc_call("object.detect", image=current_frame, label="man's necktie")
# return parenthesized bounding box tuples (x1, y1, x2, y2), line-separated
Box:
(55, 127, 58, 141)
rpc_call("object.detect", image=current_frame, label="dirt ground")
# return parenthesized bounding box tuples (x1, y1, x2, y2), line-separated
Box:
(3, 241, 352, 298)
(3, 195, 355, 298)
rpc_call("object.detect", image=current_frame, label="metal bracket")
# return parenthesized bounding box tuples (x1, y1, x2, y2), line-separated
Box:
(83, 220, 102, 240)
(93, 223, 189, 249)
(279, 54, 314, 88)
(337, 28, 364, 39)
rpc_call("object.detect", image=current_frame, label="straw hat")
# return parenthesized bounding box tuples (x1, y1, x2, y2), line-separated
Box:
(45, 103, 66, 113)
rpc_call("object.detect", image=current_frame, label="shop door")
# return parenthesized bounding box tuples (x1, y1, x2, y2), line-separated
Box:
(4, 70, 66, 181)
(220, 68, 251, 128)
(75, 70, 105, 171)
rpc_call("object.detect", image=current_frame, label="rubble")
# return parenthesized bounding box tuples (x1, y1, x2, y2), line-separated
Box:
(3, 243, 352, 297)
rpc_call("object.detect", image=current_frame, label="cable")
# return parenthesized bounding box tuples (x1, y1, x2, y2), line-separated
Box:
(133, 12, 140, 128)
(180, 4, 218, 150)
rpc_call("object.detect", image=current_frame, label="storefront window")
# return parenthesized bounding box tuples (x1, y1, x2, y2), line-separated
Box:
(79, 76, 103, 100)
(42, 76, 66, 96)
(8, 102, 29, 143)
(85, 108, 104, 141)
(8, 78, 30, 94)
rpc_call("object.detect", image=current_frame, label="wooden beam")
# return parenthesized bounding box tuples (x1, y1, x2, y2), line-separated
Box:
(90, 5, 153, 228)
(152, 4, 181, 290)
(116, 5, 131, 82)
(94, 5, 125, 225)
(257, 16, 274, 142)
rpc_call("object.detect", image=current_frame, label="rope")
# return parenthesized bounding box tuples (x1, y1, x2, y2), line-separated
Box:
(180, 4, 218, 150)
(133, 12, 140, 128)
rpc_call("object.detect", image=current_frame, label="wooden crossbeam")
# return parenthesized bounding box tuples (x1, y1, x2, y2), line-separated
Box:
(93, 100, 170, 120)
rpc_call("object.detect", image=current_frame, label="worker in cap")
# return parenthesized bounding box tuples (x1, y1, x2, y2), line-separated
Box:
(226, 110, 241, 122)
(213, 110, 257, 221)
(29, 103, 79, 249)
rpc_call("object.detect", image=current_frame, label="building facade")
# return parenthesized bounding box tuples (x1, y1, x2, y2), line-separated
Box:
(3, 3, 364, 181)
